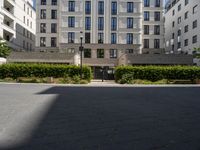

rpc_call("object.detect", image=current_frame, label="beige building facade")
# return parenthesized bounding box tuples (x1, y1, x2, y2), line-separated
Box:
(0, 0, 36, 51)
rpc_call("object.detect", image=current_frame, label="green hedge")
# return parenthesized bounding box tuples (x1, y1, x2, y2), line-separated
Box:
(0, 64, 92, 81)
(115, 66, 200, 82)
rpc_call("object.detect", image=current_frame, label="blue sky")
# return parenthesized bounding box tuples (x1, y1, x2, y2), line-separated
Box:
(33, 0, 36, 7)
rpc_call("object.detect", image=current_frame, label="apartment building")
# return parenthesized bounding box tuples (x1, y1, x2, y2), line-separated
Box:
(36, 0, 143, 54)
(142, 0, 165, 54)
(165, 0, 200, 54)
(36, 0, 165, 78)
(0, 0, 36, 51)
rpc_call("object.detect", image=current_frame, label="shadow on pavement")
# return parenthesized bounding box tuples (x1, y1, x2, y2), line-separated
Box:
(3, 86, 200, 150)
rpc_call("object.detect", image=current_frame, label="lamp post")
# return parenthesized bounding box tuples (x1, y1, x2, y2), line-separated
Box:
(79, 31, 84, 79)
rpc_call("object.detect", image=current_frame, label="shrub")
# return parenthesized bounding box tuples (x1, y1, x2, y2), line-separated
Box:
(115, 66, 200, 83)
(0, 64, 92, 81)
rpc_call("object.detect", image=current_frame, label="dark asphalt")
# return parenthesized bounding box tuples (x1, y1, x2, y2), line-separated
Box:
(0, 84, 200, 150)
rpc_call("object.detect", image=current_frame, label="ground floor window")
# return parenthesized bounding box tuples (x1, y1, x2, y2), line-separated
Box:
(40, 37, 46, 47)
(84, 49, 91, 58)
(97, 49, 104, 58)
(126, 49, 134, 54)
(110, 49, 117, 58)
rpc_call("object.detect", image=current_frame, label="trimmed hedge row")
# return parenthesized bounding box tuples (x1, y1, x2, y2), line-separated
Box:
(0, 64, 92, 81)
(115, 66, 200, 82)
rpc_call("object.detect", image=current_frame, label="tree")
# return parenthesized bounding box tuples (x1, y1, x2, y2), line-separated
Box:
(0, 37, 11, 58)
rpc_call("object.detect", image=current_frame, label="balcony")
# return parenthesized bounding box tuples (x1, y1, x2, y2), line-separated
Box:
(3, 0, 14, 14)
(2, 15, 15, 35)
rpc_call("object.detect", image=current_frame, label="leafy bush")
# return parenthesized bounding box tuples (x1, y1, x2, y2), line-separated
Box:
(0, 64, 92, 81)
(115, 66, 200, 83)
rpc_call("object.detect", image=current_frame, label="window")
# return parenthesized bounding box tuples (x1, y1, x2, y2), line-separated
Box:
(184, 39, 188, 46)
(27, 19, 29, 26)
(111, 2, 117, 15)
(68, 16, 75, 27)
(85, 17, 91, 30)
(172, 21, 175, 27)
(111, 33, 117, 44)
(51, 23, 57, 33)
(40, 23, 46, 33)
(144, 25, 149, 35)
(51, 37, 57, 47)
(192, 35, 197, 43)
(126, 49, 134, 53)
(155, 0, 160, 7)
(184, 11, 188, 19)
(154, 25, 160, 35)
(23, 28, 25, 36)
(98, 33, 104, 43)
(97, 49, 104, 58)
(27, 31, 29, 38)
(172, 10, 175, 16)
(154, 12, 160, 21)
(40, 37, 46, 47)
(84, 49, 91, 58)
(144, 39, 149, 48)
(41, 0, 46, 5)
(177, 42, 181, 49)
(185, 0, 188, 5)
(178, 4, 181, 11)
(98, 17, 104, 30)
(51, 10, 57, 19)
(27, 42, 29, 50)
(85, 1, 91, 14)
(67, 48, 75, 53)
(127, 33, 133, 44)
(177, 17, 181, 24)
(172, 44, 174, 51)
(193, 20, 197, 29)
(110, 49, 117, 58)
(127, 17, 133, 28)
(154, 39, 160, 49)
(85, 33, 90, 43)
(193, 5, 198, 14)
(69, 1, 75, 12)
(144, 0, 150, 7)
(172, 33, 175, 39)
(30, 22, 32, 29)
(40, 9, 46, 19)
(184, 25, 188, 33)
(127, 2, 134, 13)
(52, 0, 57, 5)
(68, 32, 75, 43)
(27, 7, 29, 15)
(178, 29, 181, 36)
(98, 1, 104, 15)
(111, 17, 117, 30)
(144, 11, 149, 21)
(24, 4, 26, 11)
(23, 40, 25, 48)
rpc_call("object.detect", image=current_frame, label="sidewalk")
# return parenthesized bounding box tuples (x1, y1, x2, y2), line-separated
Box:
(89, 80, 117, 85)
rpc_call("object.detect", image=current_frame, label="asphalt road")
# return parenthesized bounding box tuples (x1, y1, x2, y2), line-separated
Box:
(0, 84, 200, 150)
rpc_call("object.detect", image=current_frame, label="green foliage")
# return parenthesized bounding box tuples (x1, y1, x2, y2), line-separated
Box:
(193, 47, 200, 58)
(115, 66, 200, 83)
(0, 39, 11, 58)
(0, 64, 92, 81)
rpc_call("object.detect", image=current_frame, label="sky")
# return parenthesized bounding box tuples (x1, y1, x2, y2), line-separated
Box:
(33, 0, 36, 8)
